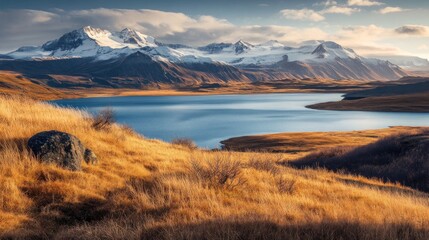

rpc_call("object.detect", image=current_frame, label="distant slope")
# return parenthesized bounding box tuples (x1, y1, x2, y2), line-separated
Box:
(369, 55, 429, 71)
(0, 54, 254, 87)
(0, 71, 72, 100)
(291, 129, 429, 192)
(343, 77, 429, 100)
(221, 127, 417, 153)
(308, 77, 429, 112)
(309, 93, 429, 112)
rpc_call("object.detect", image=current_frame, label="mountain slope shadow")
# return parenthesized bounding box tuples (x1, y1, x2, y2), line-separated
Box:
(288, 131, 429, 192)
(140, 220, 429, 240)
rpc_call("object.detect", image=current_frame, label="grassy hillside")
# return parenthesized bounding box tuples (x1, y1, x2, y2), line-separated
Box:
(0, 71, 71, 100)
(308, 92, 429, 112)
(1, 96, 429, 239)
(290, 131, 429, 192)
(308, 78, 429, 112)
(221, 127, 420, 153)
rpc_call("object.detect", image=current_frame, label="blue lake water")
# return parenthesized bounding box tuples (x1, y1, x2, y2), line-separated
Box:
(52, 93, 429, 148)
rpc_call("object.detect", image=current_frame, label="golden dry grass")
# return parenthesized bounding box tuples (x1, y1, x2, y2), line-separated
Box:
(221, 126, 423, 154)
(0, 95, 429, 239)
(0, 71, 70, 100)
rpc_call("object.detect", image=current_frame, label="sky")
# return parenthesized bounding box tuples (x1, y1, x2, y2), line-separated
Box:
(1, 0, 429, 58)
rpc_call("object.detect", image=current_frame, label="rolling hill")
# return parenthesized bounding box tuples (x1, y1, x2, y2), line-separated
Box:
(308, 77, 429, 112)
(1, 95, 429, 239)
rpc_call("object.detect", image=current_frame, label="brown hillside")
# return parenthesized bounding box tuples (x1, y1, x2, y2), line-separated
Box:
(0, 96, 429, 239)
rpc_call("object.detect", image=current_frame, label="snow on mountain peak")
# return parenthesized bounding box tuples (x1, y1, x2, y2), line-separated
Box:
(234, 40, 253, 47)
(80, 26, 111, 39)
(310, 41, 359, 60)
(320, 41, 343, 49)
(233, 40, 253, 54)
(6, 26, 395, 71)
(117, 28, 156, 47)
(258, 40, 284, 48)
(300, 40, 325, 46)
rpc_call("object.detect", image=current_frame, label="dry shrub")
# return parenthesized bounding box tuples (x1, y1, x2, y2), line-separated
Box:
(108, 177, 173, 215)
(121, 125, 138, 136)
(172, 138, 198, 150)
(92, 108, 115, 131)
(191, 154, 246, 190)
(276, 176, 297, 194)
(246, 155, 281, 175)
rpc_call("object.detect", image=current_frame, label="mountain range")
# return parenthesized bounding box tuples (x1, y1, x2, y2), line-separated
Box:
(0, 26, 408, 87)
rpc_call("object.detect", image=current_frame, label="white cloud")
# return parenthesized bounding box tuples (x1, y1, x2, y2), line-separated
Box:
(0, 8, 428, 58)
(313, 0, 338, 7)
(324, 0, 338, 6)
(418, 44, 429, 50)
(321, 6, 360, 15)
(0, 8, 330, 51)
(378, 7, 405, 14)
(347, 0, 383, 7)
(329, 24, 429, 56)
(394, 25, 429, 36)
(280, 8, 325, 22)
(284, 2, 361, 21)
(337, 24, 429, 42)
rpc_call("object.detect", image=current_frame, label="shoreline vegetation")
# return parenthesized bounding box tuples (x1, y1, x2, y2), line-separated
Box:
(308, 76, 429, 112)
(1, 95, 429, 239)
(220, 126, 423, 153)
(307, 92, 429, 112)
(2, 70, 429, 113)
(0, 70, 386, 101)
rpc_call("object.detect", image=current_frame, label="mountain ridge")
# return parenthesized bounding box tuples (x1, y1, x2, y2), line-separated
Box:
(2, 26, 408, 84)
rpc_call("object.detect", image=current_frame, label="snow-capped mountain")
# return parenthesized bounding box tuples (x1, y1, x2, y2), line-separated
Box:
(8, 26, 212, 63)
(369, 55, 429, 71)
(3, 26, 407, 83)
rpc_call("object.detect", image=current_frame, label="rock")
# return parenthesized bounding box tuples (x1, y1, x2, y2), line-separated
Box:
(84, 149, 98, 165)
(27, 130, 96, 171)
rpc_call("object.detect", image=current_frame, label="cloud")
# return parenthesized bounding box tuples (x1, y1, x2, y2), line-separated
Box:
(336, 24, 391, 42)
(320, 6, 360, 15)
(280, 8, 325, 22)
(284, 2, 361, 21)
(0, 10, 66, 51)
(395, 25, 429, 36)
(0, 8, 427, 59)
(313, 0, 337, 7)
(0, 8, 330, 51)
(347, 0, 383, 7)
(418, 44, 429, 50)
(378, 7, 405, 14)
(323, 0, 338, 6)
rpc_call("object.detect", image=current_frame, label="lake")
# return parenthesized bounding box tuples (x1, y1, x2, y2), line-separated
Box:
(52, 93, 429, 148)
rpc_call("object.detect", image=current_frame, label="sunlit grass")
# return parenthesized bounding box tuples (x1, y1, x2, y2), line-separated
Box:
(0, 95, 428, 239)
